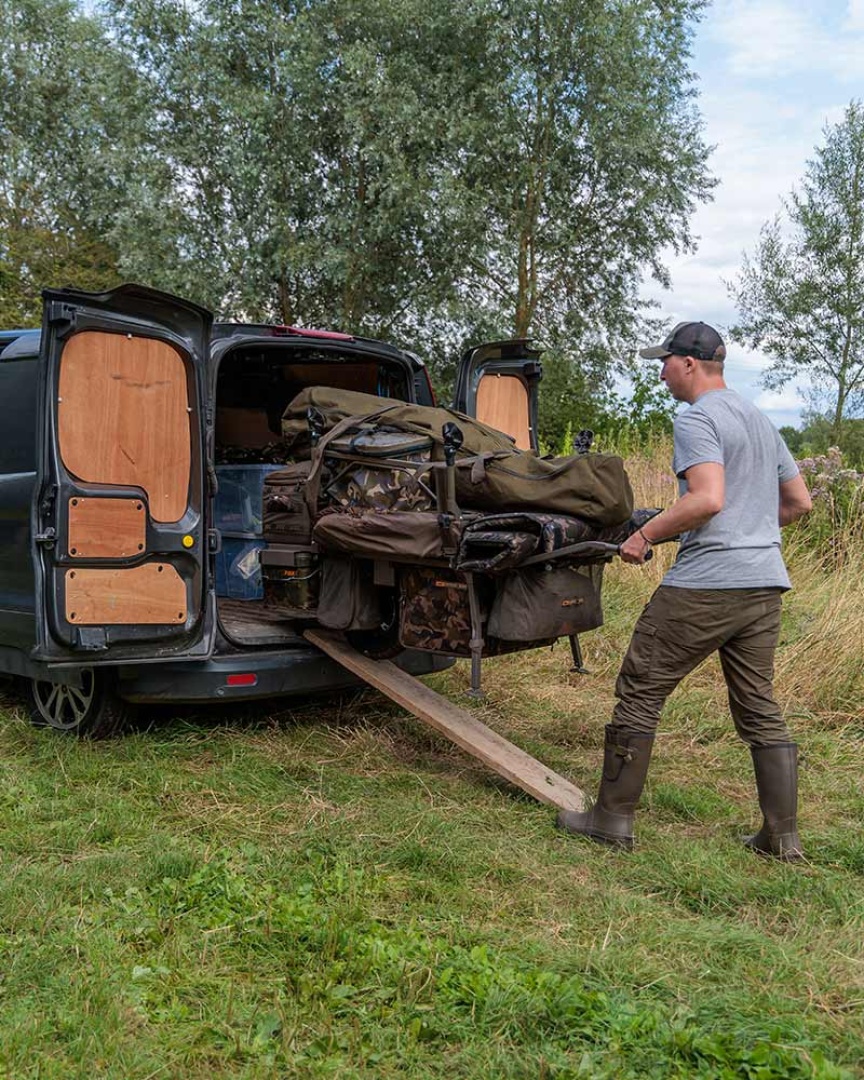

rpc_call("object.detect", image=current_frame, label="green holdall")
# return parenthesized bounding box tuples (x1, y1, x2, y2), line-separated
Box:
(282, 387, 633, 527)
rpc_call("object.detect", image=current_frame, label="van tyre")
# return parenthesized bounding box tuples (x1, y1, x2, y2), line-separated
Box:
(27, 669, 132, 738)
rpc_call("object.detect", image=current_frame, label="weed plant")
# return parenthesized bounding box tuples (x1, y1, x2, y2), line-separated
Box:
(0, 440, 862, 1077)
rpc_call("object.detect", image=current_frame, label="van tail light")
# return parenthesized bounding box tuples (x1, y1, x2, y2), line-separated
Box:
(225, 673, 258, 687)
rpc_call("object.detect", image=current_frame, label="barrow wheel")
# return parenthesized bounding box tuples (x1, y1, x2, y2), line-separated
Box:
(27, 669, 132, 738)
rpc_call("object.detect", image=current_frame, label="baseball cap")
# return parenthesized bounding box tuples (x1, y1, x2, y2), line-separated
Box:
(639, 321, 726, 362)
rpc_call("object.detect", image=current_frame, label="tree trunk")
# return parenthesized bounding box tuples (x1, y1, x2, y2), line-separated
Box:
(278, 273, 293, 326)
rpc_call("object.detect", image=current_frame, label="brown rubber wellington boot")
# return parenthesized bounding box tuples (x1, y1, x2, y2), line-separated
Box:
(556, 726, 655, 850)
(744, 742, 804, 861)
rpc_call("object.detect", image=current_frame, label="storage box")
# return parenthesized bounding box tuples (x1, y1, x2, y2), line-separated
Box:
(215, 538, 266, 600)
(261, 548, 319, 614)
(214, 464, 282, 537)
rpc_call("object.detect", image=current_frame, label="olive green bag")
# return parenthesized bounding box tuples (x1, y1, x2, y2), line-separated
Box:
(283, 387, 633, 527)
(487, 564, 603, 641)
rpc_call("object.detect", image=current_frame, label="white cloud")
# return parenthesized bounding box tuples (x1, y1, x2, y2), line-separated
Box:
(846, 0, 864, 31)
(708, 0, 864, 82)
(754, 386, 808, 412)
(639, 2, 862, 428)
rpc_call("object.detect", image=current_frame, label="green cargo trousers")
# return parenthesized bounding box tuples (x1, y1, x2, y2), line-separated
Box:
(613, 585, 790, 746)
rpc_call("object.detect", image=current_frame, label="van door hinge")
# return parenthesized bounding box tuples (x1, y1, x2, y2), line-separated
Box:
(208, 529, 222, 554)
(73, 627, 108, 652)
(39, 486, 57, 516)
(34, 527, 57, 547)
(46, 301, 76, 330)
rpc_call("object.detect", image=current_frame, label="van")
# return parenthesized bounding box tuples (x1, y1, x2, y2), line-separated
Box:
(0, 284, 543, 735)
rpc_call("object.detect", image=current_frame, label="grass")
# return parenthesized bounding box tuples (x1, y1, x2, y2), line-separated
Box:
(1, 441, 863, 1078)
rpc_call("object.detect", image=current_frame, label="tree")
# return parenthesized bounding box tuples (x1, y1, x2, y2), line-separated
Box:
(0, 0, 125, 323)
(100, 0, 491, 334)
(730, 101, 864, 441)
(464, 1, 715, 346)
(2, 0, 714, 451)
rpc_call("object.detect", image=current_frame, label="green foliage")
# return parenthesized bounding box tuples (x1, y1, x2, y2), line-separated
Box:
(730, 101, 864, 433)
(0, 628, 862, 1079)
(2, 824, 851, 1077)
(793, 446, 864, 566)
(2, 0, 715, 442)
(0, 0, 124, 321)
(99, 0, 494, 334)
(460, 0, 715, 440)
(787, 414, 864, 469)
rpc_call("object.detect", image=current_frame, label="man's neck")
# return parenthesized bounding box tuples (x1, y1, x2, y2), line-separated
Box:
(686, 376, 727, 404)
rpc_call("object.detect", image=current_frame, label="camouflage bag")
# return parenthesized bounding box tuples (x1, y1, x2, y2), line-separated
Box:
(488, 564, 603, 641)
(323, 428, 436, 513)
(456, 508, 663, 573)
(284, 387, 634, 527)
(399, 566, 476, 655)
(398, 565, 558, 656)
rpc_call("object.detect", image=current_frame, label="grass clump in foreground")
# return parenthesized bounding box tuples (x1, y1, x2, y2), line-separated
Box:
(1, 440, 862, 1078)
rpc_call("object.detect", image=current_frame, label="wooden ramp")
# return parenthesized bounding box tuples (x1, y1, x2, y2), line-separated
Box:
(305, 629, 588, 813)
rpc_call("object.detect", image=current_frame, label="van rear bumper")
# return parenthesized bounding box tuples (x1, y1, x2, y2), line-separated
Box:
(116, 646, 453, 703)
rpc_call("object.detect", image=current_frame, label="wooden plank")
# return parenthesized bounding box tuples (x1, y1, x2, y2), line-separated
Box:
(65, 563, 187, 625)
(58, 330, 191, 523)
(68, 497, 147, 558)
(305, 628, 588, 812)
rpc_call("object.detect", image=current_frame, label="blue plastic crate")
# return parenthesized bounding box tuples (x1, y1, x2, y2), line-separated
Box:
(215, 538, 266, 600)
(214, 465, 282, 536)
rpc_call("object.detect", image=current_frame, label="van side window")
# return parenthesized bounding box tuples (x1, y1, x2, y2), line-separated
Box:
(0, 357, 38, 473)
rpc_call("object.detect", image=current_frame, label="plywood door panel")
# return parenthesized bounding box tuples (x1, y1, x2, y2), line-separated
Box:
(68, 497, 147, 558)
(57, 330, 192, 523)
(475, 374, 531, 450)
(65, 563, 187, 624)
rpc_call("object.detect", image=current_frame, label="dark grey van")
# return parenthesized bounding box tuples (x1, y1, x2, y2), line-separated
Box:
(0, 284, 541, 735)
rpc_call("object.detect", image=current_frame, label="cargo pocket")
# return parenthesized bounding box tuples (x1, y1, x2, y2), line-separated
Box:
(621, 622, 658, 678)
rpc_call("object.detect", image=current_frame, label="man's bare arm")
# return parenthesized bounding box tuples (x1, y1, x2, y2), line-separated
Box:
(619, 462, 725, 564)
(779, 474, 812, 526)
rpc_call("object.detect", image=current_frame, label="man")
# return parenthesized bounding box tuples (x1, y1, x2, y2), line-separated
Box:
(557, 322, 812, 859)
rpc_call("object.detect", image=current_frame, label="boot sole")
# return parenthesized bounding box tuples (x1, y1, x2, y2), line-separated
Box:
(556, 821, 634, 851)
(743, 838, 804, 862)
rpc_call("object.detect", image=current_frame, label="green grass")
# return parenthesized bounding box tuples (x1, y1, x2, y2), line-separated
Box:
(1, 598, 862, 1080)
(3, 441, 864, 1078)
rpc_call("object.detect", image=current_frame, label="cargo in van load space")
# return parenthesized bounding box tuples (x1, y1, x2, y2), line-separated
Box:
(0, 282, 568, 736)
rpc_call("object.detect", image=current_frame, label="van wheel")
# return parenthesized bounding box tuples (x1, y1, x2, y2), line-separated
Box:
(27, 670, 131, 738)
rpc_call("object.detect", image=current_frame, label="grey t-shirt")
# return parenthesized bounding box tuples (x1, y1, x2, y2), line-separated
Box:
(663, 388, 799, 590)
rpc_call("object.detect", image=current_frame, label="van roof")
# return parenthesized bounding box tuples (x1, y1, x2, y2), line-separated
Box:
(0, 329, 40, 360)
(0, 325, 426, 371)
(211, 322, 426, 370)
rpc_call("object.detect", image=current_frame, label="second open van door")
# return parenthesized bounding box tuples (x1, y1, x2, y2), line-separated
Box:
(452, 339, 543, 451)
(32, 284, 215, 664)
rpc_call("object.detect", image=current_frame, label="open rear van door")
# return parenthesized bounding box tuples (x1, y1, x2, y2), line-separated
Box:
(452, 339, 543, 451)
(33, 284, 214, 663)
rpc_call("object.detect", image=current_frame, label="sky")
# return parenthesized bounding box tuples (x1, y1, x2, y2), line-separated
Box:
(640, 0, 864, 429)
